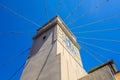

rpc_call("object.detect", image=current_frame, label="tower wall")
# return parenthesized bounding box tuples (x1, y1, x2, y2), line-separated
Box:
(20, 16, 87, 80)
(21, 26, 61, 80)
(56, 25, 87, 80)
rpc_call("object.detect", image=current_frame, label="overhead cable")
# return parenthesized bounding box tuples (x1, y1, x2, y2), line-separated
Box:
(67, 0, 109, 26)
(64, 0, 85, 21)
(71, 13, 120, 30)
(78, 40, 120, 55)
(0, 48, 30, 67)
(0, 32, 35, 35)
(82, 45, 110, 60)
(0, 41, 53, 68)
(77, 37, 120, 42)
(0, 3, 40, 28)
(82, 44, 120, 67)
(8, 62, 25, 80)
(4, 42, 53, 79)
(82, 45, 103, 63)
(44, 0, 48, 18)
(36, 42, 55, 80)
(56, 0, 62, 15)
(73, 27, 120, 34)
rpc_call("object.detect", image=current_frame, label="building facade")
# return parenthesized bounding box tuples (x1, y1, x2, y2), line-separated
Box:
(20, 16, 87, 80)
(20, 16, 119, 80)
(79, 60, 117, 80)
(115, 71, 120, 80)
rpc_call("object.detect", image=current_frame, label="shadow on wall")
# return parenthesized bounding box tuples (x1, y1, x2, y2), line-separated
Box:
(28, 27, 54, 59)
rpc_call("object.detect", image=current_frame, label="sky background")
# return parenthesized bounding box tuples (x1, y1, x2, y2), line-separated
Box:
(0, 0, 120, 80)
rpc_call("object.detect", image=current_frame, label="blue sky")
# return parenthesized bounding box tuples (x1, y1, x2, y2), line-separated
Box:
(0, 0, 120, 80)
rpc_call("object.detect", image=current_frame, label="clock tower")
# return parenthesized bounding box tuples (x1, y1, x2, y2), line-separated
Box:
(20, 16, 87, 80)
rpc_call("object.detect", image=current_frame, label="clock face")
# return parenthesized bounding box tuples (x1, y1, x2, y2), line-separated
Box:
(58, 27, 80, 59)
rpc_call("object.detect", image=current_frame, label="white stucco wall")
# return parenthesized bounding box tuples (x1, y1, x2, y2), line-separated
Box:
(56, 25, 87, 80)
(21, 20, 87, 80)
(21, 26, 61, 80)
(80, 65, 116, 80)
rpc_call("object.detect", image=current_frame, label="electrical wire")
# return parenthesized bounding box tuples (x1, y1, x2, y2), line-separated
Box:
(77, 37, 120, 43)
(82, 45, 110, 61)
(4, 27, 119, 35)
(44, 0, 48, 18)
(0, 32, 35, 35)
(71, 13, 120, 30)
(0, 48, 30, 67)
(7, 41, 53, 80)
(73, 27, 120, 34)
(67, 0, 109, 26)
(78, 40, 120, 55)
(0, 40, 53, 68)
(64, 0, 85, 21)
(82, 45, 103, 63)
(36, 41, 55, 80)
(81, 44, 120, 68)
(8, 62, 25, 80)
(0, 3, 40, 28)
(56, 0, 62, 15)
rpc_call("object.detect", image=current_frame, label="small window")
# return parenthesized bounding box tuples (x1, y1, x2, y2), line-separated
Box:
(43, 36, 46, 40)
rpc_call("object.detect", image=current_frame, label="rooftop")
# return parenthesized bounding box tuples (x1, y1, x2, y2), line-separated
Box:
(33, 15, 80, 49)
(89, 60, 117, 73)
